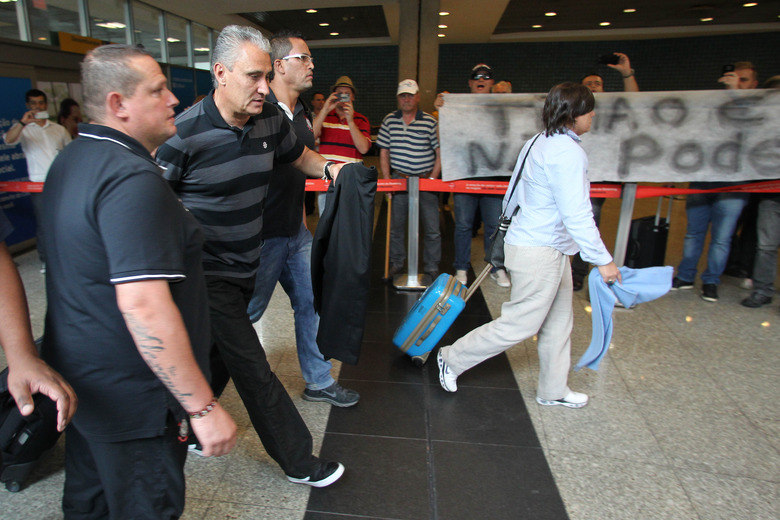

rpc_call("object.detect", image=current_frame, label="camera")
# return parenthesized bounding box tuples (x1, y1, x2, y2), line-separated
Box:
(337, 93, 350, 103)
(722, 64, 735, 74)
(597, 54, 620, 66)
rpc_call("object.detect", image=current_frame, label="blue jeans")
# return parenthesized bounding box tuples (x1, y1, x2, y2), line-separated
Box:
(247, 223, 334, 390)
(677, 193, 749, 285)
(453, 193, 502, 272)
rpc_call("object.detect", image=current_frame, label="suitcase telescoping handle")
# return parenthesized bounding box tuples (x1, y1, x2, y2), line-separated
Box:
(464, 264, 493, 303)
(654, 196, 673, 227)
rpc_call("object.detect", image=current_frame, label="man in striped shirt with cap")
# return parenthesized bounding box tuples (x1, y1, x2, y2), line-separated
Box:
(378, 79, 441, 279)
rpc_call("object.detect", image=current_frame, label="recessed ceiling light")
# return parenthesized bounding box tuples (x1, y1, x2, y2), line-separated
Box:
(532, 24, 542, 28)
(37, 37, 47, 40)
(306, 9, 317, 14)
(319, 23, 329, 26)
(438, 24, 447, 28)
(742, 2, 758, 6)
(700, 17, 713, 21)
(438, 33, 446, 38)
(599, 21, 611, 26)
(194, 47, 209, 52)
(439, 11, 450, 16)
(95, 22, 126, 29)
(329, 32, 339, 36)
(545, 12, 557, 17)
(167, 37, 180, 43)
(623, 8, 636, 13)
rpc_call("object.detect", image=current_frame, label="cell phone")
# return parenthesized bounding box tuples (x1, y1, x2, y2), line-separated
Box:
(337, 93, 350, 102)
(34, 111, 50, 120)
(597, 54, 620, 66)
(722, 64, 735, 74)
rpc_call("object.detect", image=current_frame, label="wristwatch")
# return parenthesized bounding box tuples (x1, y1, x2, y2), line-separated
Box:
(322, 161, 335, 181)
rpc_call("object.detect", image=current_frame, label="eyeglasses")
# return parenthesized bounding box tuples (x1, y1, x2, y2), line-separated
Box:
(281, 53, 314, 64)
(470, 72, 492, 80)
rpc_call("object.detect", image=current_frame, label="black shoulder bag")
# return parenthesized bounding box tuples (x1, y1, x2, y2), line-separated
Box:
(484, 133, 541, 269)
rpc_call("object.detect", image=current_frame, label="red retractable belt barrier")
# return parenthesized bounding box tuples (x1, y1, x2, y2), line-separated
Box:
(4, 179, 779, 197)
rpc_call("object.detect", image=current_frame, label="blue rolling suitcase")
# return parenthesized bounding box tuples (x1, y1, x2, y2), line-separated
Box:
(393, 264, 491, 364)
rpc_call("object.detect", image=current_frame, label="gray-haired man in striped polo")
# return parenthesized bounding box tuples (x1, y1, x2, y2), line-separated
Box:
(377, 79, 442, 278)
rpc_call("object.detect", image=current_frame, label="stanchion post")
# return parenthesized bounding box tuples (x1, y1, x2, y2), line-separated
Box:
(394, 176, 430, 290)
(613, 182, 637, 267)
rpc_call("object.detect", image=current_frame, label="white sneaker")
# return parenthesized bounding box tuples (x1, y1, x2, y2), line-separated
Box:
(455, 269, 468, 285)
(490, 269, 511, 287)
(740, 278, 753, 290)
(536, 391, 588, 408)
(437, 349, 458, 392)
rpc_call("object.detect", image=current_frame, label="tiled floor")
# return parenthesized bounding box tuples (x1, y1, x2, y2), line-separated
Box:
(1, 193, 778, 519)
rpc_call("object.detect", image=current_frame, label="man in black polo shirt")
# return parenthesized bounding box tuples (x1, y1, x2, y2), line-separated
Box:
(41, 44, 237, 518)
(246, 31, 359, 407)
(156, 25, 346, 487)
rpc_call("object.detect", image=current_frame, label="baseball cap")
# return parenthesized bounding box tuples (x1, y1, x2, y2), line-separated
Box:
(470, 64, 493, 80)
(331, 75, 356, 93)
(397, 79, 419, 95)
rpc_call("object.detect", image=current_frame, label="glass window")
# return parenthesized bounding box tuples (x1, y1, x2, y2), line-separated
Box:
(192, 23, 210, 71)
(165, 13, 187, 66)
(132, 0, 161, 61)
(27, 0, 81, 46)
(0, 2, 20, 41)
(88, 0, 126, 44)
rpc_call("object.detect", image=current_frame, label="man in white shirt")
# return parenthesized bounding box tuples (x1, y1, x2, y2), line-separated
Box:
(3, 89, 71, 270)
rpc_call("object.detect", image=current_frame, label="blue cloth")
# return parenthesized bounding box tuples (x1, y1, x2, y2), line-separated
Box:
(575, 265, 673, 371)
(504, 130, 612, 267)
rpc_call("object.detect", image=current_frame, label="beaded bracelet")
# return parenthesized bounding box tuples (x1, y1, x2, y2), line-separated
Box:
(188, 398, 218, 419)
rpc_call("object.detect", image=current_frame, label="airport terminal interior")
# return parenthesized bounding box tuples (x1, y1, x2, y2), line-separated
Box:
(0, 1, 778, 519)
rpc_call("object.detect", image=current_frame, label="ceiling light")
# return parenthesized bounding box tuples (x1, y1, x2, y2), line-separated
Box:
(545, 12, 557, 17)
(194, 47, 209, 52)
(319, 23, 329, 26)
(438, 24, 447, 28)
(439, 11, 450, 16)
(532, 24, 542, 28)
(306, 9, 317, 13)
(438, 33, 445, 38)
(37, 37, 47, 40)
(167, 37, 180, 43)
(95, 22, 126, 29)
(742, 2, 758, 6)
(700, 17, 713, 21)
(599, 21, 611, 26)
(623, 8, 636, 13)
(329, 32, 339, 36)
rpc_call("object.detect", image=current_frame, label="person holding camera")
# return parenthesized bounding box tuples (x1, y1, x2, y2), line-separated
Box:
(437, 82, 620, 408)
(3, 89, 71, 272)
(312, 75, 372, 215)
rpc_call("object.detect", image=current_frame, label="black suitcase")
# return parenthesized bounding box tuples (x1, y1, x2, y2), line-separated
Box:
(0, 366, 62, 492)
(625, 197, 672, 269)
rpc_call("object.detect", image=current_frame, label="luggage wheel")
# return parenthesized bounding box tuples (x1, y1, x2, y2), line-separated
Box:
(5, 480, 21, 492)
(411, 352, 430, 367)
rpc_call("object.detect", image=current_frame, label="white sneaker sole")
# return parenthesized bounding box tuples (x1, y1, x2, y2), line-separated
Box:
(437, 351, 457, 392)
(536, 396, 588, 408)
(287, 462, 345, 488)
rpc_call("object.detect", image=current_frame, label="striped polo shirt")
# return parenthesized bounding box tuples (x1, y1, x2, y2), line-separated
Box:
(155, 92, 305, 278)
(318, 110, 371, 163)
(376, 110, 438, 175)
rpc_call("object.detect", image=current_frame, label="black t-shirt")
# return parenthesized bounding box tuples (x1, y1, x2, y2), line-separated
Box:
(262, 90, 316, 238)
(41, 123, 210, 442)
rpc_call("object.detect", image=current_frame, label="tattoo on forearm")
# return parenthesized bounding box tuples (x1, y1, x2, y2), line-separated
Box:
(122, 311, 193, 402)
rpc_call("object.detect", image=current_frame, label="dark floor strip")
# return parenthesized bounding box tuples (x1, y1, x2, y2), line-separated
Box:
(305, 199, 569, 520)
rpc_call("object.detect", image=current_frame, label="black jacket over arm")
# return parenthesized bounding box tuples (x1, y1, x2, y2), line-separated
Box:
(311, 164, 377, 364)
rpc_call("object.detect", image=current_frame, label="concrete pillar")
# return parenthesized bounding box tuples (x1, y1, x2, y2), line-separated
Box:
(397, 0, 440, 112)
(397, 0, 419, 83)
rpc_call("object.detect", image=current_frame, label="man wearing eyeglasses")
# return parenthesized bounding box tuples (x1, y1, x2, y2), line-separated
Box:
(246, 30, 360, 408)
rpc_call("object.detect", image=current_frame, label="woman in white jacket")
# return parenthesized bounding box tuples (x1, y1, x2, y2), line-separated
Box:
(437, 82, 620, 408)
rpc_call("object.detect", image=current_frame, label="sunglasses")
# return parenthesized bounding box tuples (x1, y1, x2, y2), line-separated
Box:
(470, 72, 492, 80)
(281, 53, 314, 64)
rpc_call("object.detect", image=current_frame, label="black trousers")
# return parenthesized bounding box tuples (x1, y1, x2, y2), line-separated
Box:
(205, 274, 317, 477)
(62, 414, 187, 520)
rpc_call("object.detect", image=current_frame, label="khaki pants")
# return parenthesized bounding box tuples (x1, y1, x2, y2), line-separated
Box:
(440, 244, 574, 401)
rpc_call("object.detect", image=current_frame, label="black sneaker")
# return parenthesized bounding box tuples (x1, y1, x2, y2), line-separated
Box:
(303, 382, 360, 407)
(701, 284, 718, 302)
(287, 461, 345, 487)
(741, 293, 772, 308)
(672, 277, 694, 290)
(572, 276, 584, 292)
